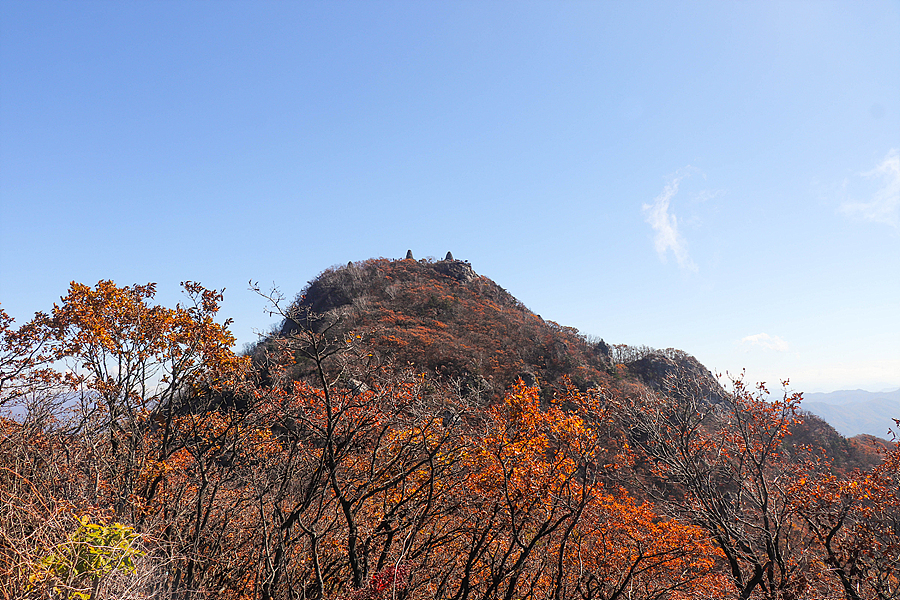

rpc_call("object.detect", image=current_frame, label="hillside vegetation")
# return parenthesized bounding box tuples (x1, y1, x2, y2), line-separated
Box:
(1, 257, 898, 600)
(277, 256, 615, 395)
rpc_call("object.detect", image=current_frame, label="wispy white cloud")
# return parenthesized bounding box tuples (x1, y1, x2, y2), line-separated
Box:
(741, 333, 789, 352)
(691, 188, 724, 205)
(643, 172, 697, 272)
(840, 149, 900, 228)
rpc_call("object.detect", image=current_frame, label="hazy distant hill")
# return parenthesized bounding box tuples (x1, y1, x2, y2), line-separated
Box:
(803, 388, 900, 438)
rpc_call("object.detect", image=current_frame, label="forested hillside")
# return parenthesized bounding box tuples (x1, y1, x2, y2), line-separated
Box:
(274, 255, 615, 395)
(1, 257, 898, 600)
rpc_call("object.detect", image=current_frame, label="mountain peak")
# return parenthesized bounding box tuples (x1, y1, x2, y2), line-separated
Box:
(280, 256, 610, 394)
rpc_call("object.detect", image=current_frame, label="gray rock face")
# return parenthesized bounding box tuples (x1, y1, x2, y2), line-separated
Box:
(445, 251, 454, 261)
(628, 349, 727, 406)
(348, 378, 371, 395)
(435, 259, 476, 283)
(459, 373, 493, 404)
(517, 372, 538, 388)
(405, 250, 414, 260)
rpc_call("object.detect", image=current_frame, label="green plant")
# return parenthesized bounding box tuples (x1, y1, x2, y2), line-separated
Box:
(29, 516, 144, 600)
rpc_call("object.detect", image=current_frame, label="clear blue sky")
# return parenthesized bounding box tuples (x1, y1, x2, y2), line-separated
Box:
(2, 1, 898, 393)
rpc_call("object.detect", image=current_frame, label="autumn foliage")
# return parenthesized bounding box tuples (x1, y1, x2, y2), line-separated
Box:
(277, 258, 615, 397)
(1, 261, 898, 599)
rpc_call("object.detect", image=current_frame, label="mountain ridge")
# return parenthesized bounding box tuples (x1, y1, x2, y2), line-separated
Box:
(265, 254, 889, 467)
(803, 389, 900, 438)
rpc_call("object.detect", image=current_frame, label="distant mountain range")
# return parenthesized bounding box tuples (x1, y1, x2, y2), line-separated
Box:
(803, 388, 900, 438)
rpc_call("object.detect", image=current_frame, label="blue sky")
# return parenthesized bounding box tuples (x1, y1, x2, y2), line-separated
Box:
(2, 1, 898, 393)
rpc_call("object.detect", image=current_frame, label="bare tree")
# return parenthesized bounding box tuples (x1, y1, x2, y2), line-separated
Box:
(622, 373, 820, 600)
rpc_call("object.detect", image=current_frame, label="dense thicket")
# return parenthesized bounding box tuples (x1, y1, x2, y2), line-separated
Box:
(1, 260, 897, 599)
